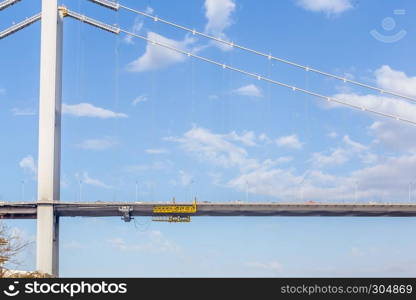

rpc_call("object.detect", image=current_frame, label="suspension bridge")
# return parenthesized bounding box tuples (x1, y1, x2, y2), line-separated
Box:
(1, 0, 416, 277)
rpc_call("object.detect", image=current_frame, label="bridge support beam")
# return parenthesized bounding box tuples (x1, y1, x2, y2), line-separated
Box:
(36, 0, 63, 277)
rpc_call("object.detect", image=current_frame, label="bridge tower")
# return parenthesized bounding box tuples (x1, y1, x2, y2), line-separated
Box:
(36, 0, 63, 277)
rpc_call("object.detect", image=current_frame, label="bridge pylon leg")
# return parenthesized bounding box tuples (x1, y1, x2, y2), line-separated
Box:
(36, 205, 59, 276)
(36, 0, 63, 277)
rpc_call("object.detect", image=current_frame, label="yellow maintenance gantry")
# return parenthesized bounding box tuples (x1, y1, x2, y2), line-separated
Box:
(152, 198, 197, 223)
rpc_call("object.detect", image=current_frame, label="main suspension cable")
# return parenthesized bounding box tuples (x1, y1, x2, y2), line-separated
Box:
(62, 7, 416, 126)
(112, 2, 416, 103)
(119, 28, 416, 126)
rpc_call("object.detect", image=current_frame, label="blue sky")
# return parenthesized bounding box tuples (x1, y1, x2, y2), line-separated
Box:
(1, 0, 416, 277)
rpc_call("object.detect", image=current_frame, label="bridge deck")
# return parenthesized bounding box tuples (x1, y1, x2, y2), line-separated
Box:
(1, 202, 416, 219)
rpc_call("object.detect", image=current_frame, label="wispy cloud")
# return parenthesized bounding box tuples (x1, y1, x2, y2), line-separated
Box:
(204, 0, 236, 50)
(276, 135, 303, 150)
(229, 151, 416, 202)
(233, 84, 263, 98)
(77, 137, 118, 151)
(124, 19, 143, 45)
(171, 170, 194, 187)
(166, 126, 255, 170)
(296, 0, 353, 16)
(369, 121, 416, 153)
(168, 126, 416, 202)
(324, 66, 416, 123)
(19, 155, 36, 175)
(132, 95, 148, 106)
(312, 135, 369, 168)
(126, 1, 236, 72)
(327, 93, 416, 123)
(124, 6, 153, 44)
(127, 32, 196, 72)
(166, 126, 293, 172)
(312, 148, 349, 167)
(63, 103, 127, 119)
(226, 131, 257, 146)
(78, 172, 112, 189)
(327, 131, 338, 138)
(11, 108, 36, 116)
(145, 148, 169, 155)
(375, 65, 416, 97)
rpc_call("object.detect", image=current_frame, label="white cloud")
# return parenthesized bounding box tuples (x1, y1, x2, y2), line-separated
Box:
(132, 95, 148, 106)
(343, 135, 368, 152)
(166, 127, 294, 173)
(179, 171, 193, 186)
(327, 66, 416, 154)
(126, 1, 236, 70)
(328, 93, 416, 123)
(375, 65, 416, 97)
(276, 135, 303, 150)
(80, 172, 112, 189)
(296, 0, 353, 15)
(168, 129, 296, 199)
(145, 148, 169, 155)
(107, 238, 129, 251)
(327, 131, 338, 138)
(360, 152, 378, 165)
(124, 6, 153, 44)
(226, 131, 257, 146)
(312, 148, 349, 168)
(77, 137, 118, 151)
(230, 153, 416, 202)
(145, 6, 154, 14)
(229, 168, 305, 200)
(165, 127, 257, 170)
(311, 135, 369, 168)
(127, 32, 195, 72)
(323, 66, 416, 124)
(369, 121, 416, 153)
(63, 103, 127, 119)
(227, 170, 308, 200)
(19, 155, 36, 174)
(349, 154, 416, 196)
(233, 84, 263, 98)
(11, 108, 36, 116)
(124, 18, 144, 45)
(274, 156, 294, 164)
(169, 127, 416, 202)
(259, 133, 272, 143)
(177, 170, 193, 187)
(204, 0, 236, 49)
